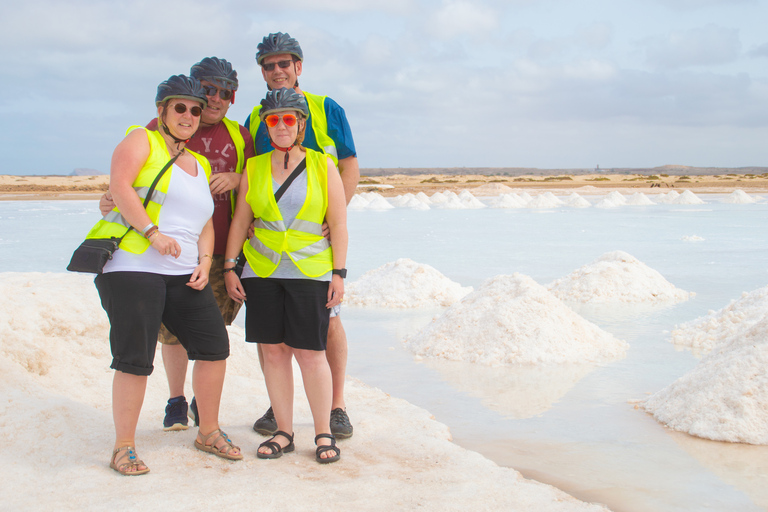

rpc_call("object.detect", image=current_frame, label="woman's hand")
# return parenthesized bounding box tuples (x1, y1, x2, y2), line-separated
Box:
(187, 264, 210, 290)
(149, 232, 182, 258)
(225, 271, 247, 303)
(326, 274, 344, 309)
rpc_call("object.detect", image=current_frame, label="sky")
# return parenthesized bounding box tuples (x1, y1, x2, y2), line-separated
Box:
(2, 0, 767, 175)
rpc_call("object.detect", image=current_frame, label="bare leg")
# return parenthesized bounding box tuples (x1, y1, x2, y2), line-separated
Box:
(162, 342, 188, 398)
(112, 370, 148, 471)
(258, 343, 294, 454)
(294, 348, 334, 458)
(326, 316, 347, 410)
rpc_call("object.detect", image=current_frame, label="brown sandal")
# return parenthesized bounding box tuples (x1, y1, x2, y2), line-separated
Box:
(110, 446, 150, 476)
(194, 429, 243, 460)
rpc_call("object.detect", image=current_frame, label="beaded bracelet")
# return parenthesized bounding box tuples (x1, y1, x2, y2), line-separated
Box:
(148, 229, 160, 241)
(145, 226, 159, 239)
(223, 267, 237, 275)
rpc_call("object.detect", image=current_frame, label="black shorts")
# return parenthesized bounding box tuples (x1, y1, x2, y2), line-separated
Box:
(242, 277, 330, 351)
(95, 272, 230, 376)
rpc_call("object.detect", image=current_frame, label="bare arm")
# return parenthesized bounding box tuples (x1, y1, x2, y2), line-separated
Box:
(187, 218, 214, 290)
(325, 157, 348, 308)
(337, 155, 359, 205)
(223, 171, 254, 303)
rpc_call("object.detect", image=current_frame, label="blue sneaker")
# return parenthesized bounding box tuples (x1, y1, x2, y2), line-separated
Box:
(189, 396, 199, 427)
(163, 396, 189, 431)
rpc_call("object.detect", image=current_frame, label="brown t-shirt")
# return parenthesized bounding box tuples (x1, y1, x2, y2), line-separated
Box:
(146, 119, 255, 254)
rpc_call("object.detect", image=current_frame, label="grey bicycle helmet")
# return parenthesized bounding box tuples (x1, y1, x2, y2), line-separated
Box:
(259, 88, 309, 120)
(256, 32, 303, 65)
(155, 75, 207, 107)
(190, 57, 239, 91)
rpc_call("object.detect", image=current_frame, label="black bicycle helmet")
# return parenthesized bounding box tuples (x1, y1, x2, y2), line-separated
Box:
(155, 75, 207, 107)
(256, 32, 303, 65)
(259, 88, 309, 120)
(190, 57, 239, 91)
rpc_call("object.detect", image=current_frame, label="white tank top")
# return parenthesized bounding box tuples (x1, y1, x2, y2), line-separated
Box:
(104, 162, 214, 275)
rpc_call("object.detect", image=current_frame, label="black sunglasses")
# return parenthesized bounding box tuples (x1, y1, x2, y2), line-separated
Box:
(172, 103, 202, 117)
(262, 59, 293, 72)
(202, 85, 233, 101)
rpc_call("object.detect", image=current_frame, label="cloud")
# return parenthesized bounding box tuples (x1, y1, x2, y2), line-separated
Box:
(652, 0, 756, 10)
(426, 0, 499, 39)
(643, 24, 741, 70)
(747, 42, 768, 58)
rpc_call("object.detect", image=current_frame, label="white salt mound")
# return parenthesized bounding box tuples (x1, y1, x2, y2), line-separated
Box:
(346, 258, 473, 308)
(565, 193, 591, 208)
(594, 197, 620, 209)
(722, 190, 756, 204)
(434, 196, 466, 209)
(366, 195, 395, 210)
(348, 194, 370, 210)
(672, 190, 705, 205)
(404, 273, 628, 365)
(415, 192, 432, 204)
(670, 284, 768, 354)
(606, 191, 627, 205)
(654, 191, 680, 204)
(625, 193, 655, 206)
(644, 315, 768, 445)
(389, 193, 415, 207)
(527, 192, 564, 209)
(489, 193, 528, 209)
(547, 250, 693, 304)
(472, 183, 516, 196)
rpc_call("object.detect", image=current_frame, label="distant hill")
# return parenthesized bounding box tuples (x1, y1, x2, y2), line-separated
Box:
(70, 168, 106, 176)
(361, 165, 768, 177)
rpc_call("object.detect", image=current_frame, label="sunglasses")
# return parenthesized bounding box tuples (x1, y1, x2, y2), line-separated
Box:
(262, 59, 293, 72)
(265, 113, 298, 127)
(202, 85, 233, 101)
(171, 103, 202, 117)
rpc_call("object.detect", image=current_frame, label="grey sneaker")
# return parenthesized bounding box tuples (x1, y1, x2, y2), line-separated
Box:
(253, 406, 277, 436)
(330, 408, 353, 439)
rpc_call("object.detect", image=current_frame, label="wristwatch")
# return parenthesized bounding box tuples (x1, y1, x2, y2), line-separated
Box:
(332, 268, 347, 278)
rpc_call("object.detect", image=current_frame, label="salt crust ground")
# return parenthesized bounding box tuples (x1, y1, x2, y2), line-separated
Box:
(547, 251, 693, 304)
(405, 273, 628, 366)
(644, 284, 768, 445)
(0, 272, 609, 511)
(345, 258, 473, 308)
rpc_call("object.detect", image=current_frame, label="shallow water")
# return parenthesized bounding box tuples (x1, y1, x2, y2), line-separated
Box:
(3, 196, 768, 511)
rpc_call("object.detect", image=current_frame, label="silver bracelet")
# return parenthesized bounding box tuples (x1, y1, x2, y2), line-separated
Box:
(224, 258, 238, 263)
(141, 223, 155, 235)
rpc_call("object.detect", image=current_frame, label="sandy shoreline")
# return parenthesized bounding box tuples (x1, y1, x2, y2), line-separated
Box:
(2, 173, 768, 200)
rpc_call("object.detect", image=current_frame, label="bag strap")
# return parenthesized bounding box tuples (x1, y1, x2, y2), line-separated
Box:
(117, 151, 183, 242)
(274, 157, 307, 203)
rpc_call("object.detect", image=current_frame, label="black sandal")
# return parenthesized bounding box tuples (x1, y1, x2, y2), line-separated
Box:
(257, 430, 295, 459)
(314, 433, 340, 464)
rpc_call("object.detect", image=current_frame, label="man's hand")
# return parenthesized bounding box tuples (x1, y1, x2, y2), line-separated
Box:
(209, 172, 241, 196)
(99, 191, 116, 216)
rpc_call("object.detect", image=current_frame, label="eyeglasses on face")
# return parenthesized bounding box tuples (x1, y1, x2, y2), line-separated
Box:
(202, 85, 233, 101)
(171, 103, 202, 117)
(262, 60, 293, 72)
(264, 113, 298, 127)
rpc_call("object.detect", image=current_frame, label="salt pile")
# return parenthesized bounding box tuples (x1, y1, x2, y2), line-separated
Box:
(365, 194, 395, 210)
(594, 197, 620, 209)
(458, 190, 487, 209)
(625, 193, 655, 206)
(390, 193, 430, 210)
(606, 191, 627, 205)
(655, 191, 680, 204)
(434, 192, 466, 209)
(489, 193, 527, 208)
(643, 314, 768, 445)
(722, 190, 756, 204)
(430, 191, 449, 204)
(671, 190, 705, 205)
(348, 194, 370, 210)
(472, 183, 516, 196)
(389, 193, 415, 207)
(565, 193, 591, 208)
(527, 192, 564, 209)
(345, 258, 473, 308)
(415, 192, 432, 204)
(404, 273, 628, 365)
(547, 250, 693, 304)
(670, 284, 768, 354)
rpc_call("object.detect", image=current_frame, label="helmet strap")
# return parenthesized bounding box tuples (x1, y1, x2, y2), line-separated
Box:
(270, 141, 298, 169)
(161, 123, 191, 147)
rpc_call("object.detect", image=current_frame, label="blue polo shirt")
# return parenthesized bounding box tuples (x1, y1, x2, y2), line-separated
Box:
(245, 95, 356, 159)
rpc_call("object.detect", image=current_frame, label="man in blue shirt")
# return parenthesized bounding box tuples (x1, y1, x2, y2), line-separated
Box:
(245, 32, 359, 439)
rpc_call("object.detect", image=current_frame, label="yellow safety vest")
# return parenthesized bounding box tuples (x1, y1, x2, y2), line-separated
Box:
(86, 126, 212, 254)
(243, 148, 333, 277)
(249, 91, 339, 165)
(220, 116, 246, 216)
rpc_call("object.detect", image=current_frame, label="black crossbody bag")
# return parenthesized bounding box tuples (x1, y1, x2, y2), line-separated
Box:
(66, 153, 182, 274)
(233, 157, 307, 276)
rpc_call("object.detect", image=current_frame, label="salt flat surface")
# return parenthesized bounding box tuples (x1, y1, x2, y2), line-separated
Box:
(548, 250, 693, 304)
(404, 273, 628, 365)
(0, 272, 608, 512)
(345, 258, 473, 308)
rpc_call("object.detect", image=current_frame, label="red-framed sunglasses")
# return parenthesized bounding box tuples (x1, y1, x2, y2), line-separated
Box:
(265, 113, 298, 127)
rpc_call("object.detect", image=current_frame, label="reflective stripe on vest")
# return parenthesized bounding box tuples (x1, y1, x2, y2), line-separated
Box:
(243, 149, 332, 277)
(248, 91, 338, 164)
(84, 126, 211, 254)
